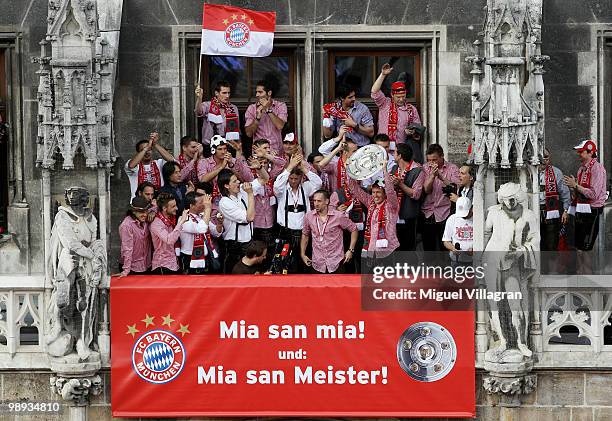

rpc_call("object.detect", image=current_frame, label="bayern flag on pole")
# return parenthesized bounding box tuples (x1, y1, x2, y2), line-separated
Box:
(201, 4, 276, 57)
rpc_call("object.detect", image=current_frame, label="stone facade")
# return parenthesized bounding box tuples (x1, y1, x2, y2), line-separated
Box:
(0, 1, 611, 420)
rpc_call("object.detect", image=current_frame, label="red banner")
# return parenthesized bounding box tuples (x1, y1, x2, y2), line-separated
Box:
(111, 275, 475, 418)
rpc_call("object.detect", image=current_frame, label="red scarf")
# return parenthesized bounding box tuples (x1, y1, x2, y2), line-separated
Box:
(363, 200, 387, 252)
(323, 102, 353, 132)
(156, 212, 180, 256)
(138, 161, 162, 189)
(209, 98, 239, 139)
(394, 164, 409, 204)
(189, 213, 206, 268)
(178, 154, 200, 184)
(337, 158, 360, 212)
(544, 165, 560, 219)
(387, 101, 416, 141)
(575, 158, 597, 205)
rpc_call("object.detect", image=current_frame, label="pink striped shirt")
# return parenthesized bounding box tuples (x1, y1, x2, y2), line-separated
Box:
(243, 156, 287, 229)
(197, 101, 240, 145)
(245, 99, 288, 154)
(348, 172, 400, 253)
(421, 160, 461, 222)
(119, 216, 152, 276)
(303, 209, 357, 273)
(197, 155, 253, 213)
(577, 159, 607, 208)
(150, 217, 183, 271)
(371, 90, 421, 144)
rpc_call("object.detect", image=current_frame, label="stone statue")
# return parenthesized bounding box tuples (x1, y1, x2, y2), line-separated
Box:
(47, 185, 106, 361)
(484, 182, 539, 362)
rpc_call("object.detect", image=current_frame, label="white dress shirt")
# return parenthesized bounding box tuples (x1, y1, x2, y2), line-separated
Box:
(274, 170, 322, 230)
(180, 213, 211, 255)
(219, 179, 263, 242)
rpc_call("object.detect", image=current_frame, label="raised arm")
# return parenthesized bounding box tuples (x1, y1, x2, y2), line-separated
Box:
(347, 176, 371, 206)
(371, 63, 392, 95)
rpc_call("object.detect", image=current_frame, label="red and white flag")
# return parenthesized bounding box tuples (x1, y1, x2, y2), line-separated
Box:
(201, 4, 276, 57)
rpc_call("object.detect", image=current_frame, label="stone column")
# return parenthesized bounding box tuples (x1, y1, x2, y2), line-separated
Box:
(468, 0, 547, 405)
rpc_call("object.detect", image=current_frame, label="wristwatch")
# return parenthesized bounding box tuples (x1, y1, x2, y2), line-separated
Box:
(265, 109, 273, 114)
(348, 248, 355, 253)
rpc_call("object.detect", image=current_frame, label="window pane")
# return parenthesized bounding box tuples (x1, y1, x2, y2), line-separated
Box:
(333, 56, 374, 97)
(252, 56, 290, 99)
(207, 56, 248, 98)
(377, 56, 416, 98)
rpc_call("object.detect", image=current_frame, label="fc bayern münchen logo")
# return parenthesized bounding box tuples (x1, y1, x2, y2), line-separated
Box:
(225, 22, 250, 48)
(132, 329, 186, 384)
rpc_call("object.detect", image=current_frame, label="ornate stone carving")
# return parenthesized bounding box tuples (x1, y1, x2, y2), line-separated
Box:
(35, 0, 118, 170)
(471, 0, 545, 396)
(482, 374, 536, 395)
(50, 374, 102, 406)
(46, 185, 106, 361)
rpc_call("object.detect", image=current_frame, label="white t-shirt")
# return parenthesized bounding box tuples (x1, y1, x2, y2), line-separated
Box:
(442, 214, 474, 262)
(125, 158, 166, 198)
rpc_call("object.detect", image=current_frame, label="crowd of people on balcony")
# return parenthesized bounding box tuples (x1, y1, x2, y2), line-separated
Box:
(116, 64, 606, 277)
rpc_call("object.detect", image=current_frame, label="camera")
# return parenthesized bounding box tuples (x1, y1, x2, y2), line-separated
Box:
(442, 183, 457, 197)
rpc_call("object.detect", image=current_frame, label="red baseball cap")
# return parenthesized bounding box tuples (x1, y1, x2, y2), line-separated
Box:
(573, 139, 597, 153)
(391, 81, 406, 93)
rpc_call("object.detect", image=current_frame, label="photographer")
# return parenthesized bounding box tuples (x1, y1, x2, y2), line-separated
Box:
(405, 123, 426, 164)
(449, 165, 475, 203)
(421, 144, 460, 252)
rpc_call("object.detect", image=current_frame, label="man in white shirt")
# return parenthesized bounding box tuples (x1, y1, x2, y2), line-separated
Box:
(124, 132, 175, 197)
(179, 191, 214, 274)
(273, 153, 322, 272)
(442, 197, 474, 267)
(218, 167, 268, 273)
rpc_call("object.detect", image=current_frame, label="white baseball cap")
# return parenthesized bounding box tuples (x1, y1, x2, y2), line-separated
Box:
(456, 196, 472, 218)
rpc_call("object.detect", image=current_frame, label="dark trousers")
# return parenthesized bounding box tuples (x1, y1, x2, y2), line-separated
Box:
(540, 216, 561, 251)
(180, 253, 207, 274)
(397, 219, 418, 251)
(278, 226, 303, 274)
(224, 240, 250, 274)
(254, 227, 277, 268)
(575, 208, 602, 251)
(343, 229, 364, 273)
(422, 215, 447, 252)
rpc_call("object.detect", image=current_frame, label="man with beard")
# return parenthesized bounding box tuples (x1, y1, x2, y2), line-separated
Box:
(245, 139, 287, 257)
(322, 84, 374, 147)
(179, 191, 213, 274)
(390, 143, 424, 251)
(195, 80, 240, 144)
(125, 131, 175, 197)
(421, 143, 460, 252)
(118, 196, 152, 277)
(371, 63, 421, 146)
(150, 192, 189, 274)
(274, 153, 322, 273)
(177, 136, 204, 185)
(347, 165, 400, 256)
(245, 80, 288, 154)
(301, 190, 358, 274)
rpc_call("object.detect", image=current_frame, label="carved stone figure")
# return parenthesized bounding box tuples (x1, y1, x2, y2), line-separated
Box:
(47, 185, 106, 360)
(50, 375, 102, 406)
(484, 183, 539, 361)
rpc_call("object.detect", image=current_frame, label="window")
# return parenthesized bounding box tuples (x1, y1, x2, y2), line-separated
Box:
(327, 50, 421, 133)
(186, 45, 296, 148)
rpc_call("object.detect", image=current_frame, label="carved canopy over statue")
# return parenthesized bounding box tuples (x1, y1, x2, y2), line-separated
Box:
(47, 185, 106, 360)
